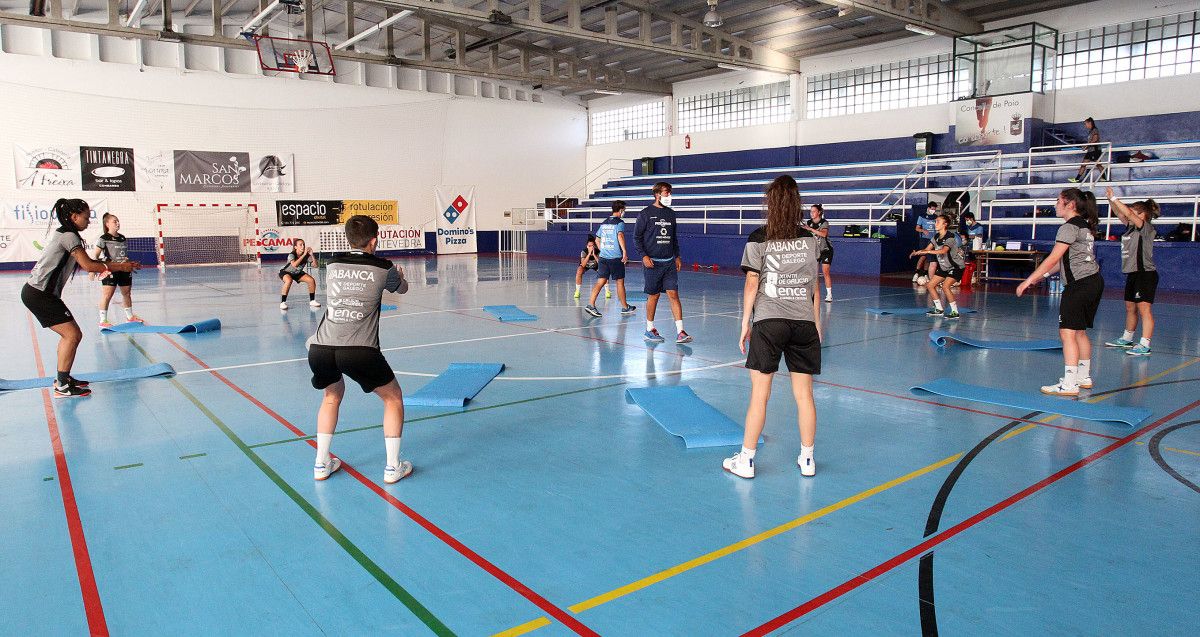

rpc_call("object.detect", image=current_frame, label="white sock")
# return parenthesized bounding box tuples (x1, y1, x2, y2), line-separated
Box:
(385, 436, 401, 468)
(933, 299, 943, 311)
(675, 319, 684, 332)
(1140, 337, 1151, 348)
(575, 283, 580, 292)
(315, 433, 333, 465)
(98, 309, 107, 323)
(123, 306, 134, 320)
(1078, 359, 1091, 379)
(800, 444, 815, 459)
(949, 302, 958, 313)
(740, 446, 756, 459)
(1064, 365, 1079, 387)
(1122, 330, 1135, 341)
(646, 320, 655, 331)
(825, 287, 832, 296)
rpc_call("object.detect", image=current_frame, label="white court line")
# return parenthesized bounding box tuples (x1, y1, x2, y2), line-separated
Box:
(391, 359, 745, 381)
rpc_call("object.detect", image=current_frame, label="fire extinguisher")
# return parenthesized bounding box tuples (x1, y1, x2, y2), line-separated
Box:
(684, 134, 691, 149)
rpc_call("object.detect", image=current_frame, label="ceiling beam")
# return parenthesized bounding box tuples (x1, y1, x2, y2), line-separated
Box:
(814, 0, 981, 36)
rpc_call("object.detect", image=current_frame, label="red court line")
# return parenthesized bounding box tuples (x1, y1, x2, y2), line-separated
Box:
(27, 317, 109, 636)
(157, 334, 598, 637)
(740, 396, 1200, 636)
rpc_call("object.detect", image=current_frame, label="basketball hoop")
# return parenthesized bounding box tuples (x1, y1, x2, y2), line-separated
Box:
(289, 48, 314, 74)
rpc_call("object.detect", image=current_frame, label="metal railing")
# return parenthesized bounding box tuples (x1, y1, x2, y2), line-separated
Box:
(979, 194, 1200, 241)
(1026, 142, 1112, 186)
(553, 158, 634, 203)
(529, 202, 899, 236)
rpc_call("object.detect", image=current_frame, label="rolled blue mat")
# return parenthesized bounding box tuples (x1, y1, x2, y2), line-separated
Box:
(482, 305, 537, 321)
(929, 330, 1061, 351)
(911, 377, 1151, 427)
(625, 385, 761, 448)
(866, 307, 977, 316)
(405, 363, 505, 407)
(101, 318, 221, 334)
(0, 362, 176, 392)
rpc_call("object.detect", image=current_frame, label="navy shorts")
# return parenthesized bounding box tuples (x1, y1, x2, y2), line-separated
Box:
(597, 258, 625, 280)
(643, 260, 678, 295)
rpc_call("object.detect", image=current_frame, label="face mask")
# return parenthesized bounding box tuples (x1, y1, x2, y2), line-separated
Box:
(660, 195, 673, 207)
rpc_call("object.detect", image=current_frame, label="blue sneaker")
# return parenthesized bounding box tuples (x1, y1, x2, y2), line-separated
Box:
(1104, 337, 1134, 348)
(644, 328, 665, 342)
(584, 304, 602, 318)
(621, 304, 637, 315)
(1127, 344, 1151, 356)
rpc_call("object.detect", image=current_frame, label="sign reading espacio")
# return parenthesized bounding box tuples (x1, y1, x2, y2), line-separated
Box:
(277, 200, 343, 226)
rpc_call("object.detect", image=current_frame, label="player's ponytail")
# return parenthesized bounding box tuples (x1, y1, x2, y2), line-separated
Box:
(1133, 199, 1161, 220)
(1060, 188, 1099, 233)
(53, 198, 89, 232)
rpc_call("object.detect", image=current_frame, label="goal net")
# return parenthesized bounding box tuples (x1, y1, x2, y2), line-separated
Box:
(155, 203, 260, 267)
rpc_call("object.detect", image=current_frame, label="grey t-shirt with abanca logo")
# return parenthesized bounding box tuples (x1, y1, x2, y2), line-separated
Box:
(1055, 217, 1100, 283)
(28, 228, 84, 297)
(307, 252, 407, 350)
(740, 226, 819, 324)
(94, 233, 129, 263)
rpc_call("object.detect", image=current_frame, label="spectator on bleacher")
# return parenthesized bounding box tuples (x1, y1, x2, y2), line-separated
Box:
(1070, 117, 1105, 183)
(913, 201, 939, 284)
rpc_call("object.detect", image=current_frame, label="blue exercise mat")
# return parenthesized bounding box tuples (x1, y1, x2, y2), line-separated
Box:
(382, 304, 398, 311)
(929, 330, 1061, 351)
(625, 385, 761, 448)
(911, 377, 1151, 428)
(101, 318, 221, 334)
(0, 362, 176, 392)
(405, 363, 505, 407)
(866, 307, 977, 316)
(482, 305, 537, 321)
(624, 292, 648, 301)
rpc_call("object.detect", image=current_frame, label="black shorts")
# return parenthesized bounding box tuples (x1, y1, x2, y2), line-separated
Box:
(308, 345, 396, 393)
(21, 283, 74, 328)
(818, 248, 833, 265)
(1059, 273, 1104, 330)
(1083, 147, 1102, 161)
(100, 271, 133, 287)
(1124, 271, 1158, 304)
(643, 260, 679, 295)
(934, 266, 963, 281)
(745, 319, 821, 375)
(279, 270, 311, 281)
(583, 261, 598, 271)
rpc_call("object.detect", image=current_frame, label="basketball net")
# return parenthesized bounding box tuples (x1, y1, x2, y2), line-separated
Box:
(290, 48, 314, 74)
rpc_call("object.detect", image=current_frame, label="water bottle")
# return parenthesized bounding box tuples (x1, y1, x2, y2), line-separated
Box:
(1049, 273, 1062, 294)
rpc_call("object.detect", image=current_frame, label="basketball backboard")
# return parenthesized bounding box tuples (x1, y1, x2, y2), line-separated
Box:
(253, 35, 336, 76)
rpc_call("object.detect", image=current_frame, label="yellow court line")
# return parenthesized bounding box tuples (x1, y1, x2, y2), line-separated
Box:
(492, 357, 1199, 636)
(1134, 441, 1200, 457)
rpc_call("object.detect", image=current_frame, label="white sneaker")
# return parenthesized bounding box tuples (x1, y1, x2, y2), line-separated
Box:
(797, 453, 816, 477)
(917, 275, 929, 285)
(280, 301, 288, 310)
(824, 293, 832, 303)
(1078, 376, 1093, 389)
(309, 299, 321, 308)
(1040, 379, 1079, 396)
(912, 272, 921, 282)
(314, 456, 342, 480)
(722, 452, 754, 479)
(384, 460, 413, 484)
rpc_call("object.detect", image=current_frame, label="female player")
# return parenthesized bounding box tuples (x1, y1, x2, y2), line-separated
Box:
(724, 175, 822, 479)
(279, 238, 320, 310)
(1017, 188, 1103, 396)
(804, 203, 834, 302)
(1104, 187, 1159, 356)
(21, 199, 140, 397)
(574, 234, 609, 300)
(91, 213, 142, 328)
(910, 214, 965, 318)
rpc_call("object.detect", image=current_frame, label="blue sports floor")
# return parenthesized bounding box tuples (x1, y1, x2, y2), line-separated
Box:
(2, 255, 1199, 636)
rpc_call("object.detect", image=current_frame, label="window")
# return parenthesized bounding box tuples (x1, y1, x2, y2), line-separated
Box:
(805, 54, 959, 119)
(1056, 11, 1199, 89)
(589, 101, 667, 144)
(676, 81, 792, 133)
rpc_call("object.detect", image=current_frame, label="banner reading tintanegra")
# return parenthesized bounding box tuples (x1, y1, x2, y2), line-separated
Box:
(174, 150, 252, 192)
(80, 146, 136, 191)
(434, 186, 477, 254)
(340, 200, 398, 225)
(13, 144, 81, 190)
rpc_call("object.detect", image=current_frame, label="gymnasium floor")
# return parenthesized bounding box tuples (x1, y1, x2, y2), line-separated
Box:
(3, 254, 1199, 636)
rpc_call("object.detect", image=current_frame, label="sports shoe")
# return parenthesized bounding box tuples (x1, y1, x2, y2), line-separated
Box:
(824, 293, 832, 303)
(98, 321, 114, 329)
(314, 456, 342, 481)
(797, 453, 816, 477)
(917, 276, 929, 285)
(912, 272, 921, 282)
(944, 311, 961, 319)
(1078, 376, 1094, 389)
(722, 452, 754, 479)
(605, 288, 612, 299)
(573, 289, 581, 299)
(53, 383, 91, 398)
(584, 304, 602, 317)
(1130, 151, 1151, 163)
(127, 315, 145, 323)
(926, 307, 944, 316)
(676, 330, 693, 344)
(1127, 344, 1151, 356)
(644, 328, 665, 343)
(1068, 176, 1080, 183)
(280, 301, 289, 310)
(1040, 379, 1079, 396)
(1105, 337, 1134, 348)
(384, 460, 413, 484)
(621, 304, 637, 315)
(309, 300, 321, 308)
(68, 376, 90, 388)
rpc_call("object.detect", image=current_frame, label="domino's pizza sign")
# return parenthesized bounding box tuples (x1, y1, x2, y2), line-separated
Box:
(435, 187, 477, 254)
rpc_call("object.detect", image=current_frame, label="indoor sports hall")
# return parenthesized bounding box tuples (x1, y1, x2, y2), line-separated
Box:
(2, 1, 1199, 635)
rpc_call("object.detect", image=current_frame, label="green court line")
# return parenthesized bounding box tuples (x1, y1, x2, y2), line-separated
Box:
(179, 453, 207, 460)
(43, 477, 54, 482)
(113, 463, 144, 471)
(248, 381, 628, 450)
(127, 339, 455, 636)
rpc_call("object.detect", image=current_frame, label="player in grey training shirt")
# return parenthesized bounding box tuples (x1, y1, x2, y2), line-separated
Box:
(804, 203, 834, 302)
(21, 199, 140, 398)
(279, 238, 320, 310)
(90, 212, 142, 327)
(306, 215, 414, 485)
(911, 214, 965, 318)
(724, 175, 823, 480)
(1018, 188, 1104, 397)
(1104, 187, 1161, 355)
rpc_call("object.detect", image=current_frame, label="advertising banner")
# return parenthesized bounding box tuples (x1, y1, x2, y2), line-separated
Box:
(136, 150, 175, 192)
(80, 146, 136, 191)
(340, 200, 398, 225)
(953, 93, 1029, 146)
(377, 226, 425, 251)
(174, 150, 252, 192)
(251, 152, 295, 193)
(13, 144, 81, 190)
(1, 199, 108, 262)
(278, 200, 343, 226)
(434, 186, 477, 254)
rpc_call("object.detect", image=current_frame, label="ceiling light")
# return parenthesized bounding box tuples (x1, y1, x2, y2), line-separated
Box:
(717, 62, 748, 71)
(594, 89, 623, 95)
(837, 6, 851, 17)
(905, 23, 937, 36)
(703, 0, 722, 28)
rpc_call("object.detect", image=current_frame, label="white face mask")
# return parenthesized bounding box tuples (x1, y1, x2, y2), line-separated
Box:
(660, 195, 673, 207)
